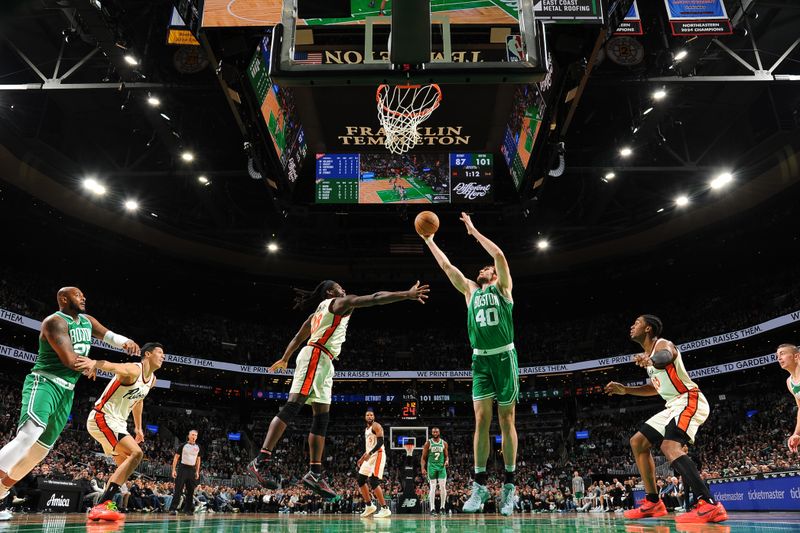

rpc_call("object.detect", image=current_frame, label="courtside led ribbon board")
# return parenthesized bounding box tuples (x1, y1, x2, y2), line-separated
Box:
(614, 0, 643, 35)
(663, 0, 732, 36)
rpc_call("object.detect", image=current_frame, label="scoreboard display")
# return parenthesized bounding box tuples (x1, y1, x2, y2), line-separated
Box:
(315, 152, 493, 204)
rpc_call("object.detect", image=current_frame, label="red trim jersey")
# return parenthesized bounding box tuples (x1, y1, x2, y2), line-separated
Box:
(93, 362, 156, 428)
(307, 298, 351, 358)
(646, 338, 699, 402)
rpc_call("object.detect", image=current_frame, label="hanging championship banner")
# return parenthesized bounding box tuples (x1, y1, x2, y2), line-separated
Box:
(663, 0, 732, 36)
(614, 0, 643, 35)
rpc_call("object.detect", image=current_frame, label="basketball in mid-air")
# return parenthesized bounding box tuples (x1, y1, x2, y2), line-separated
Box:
(414, 211, 439, 237)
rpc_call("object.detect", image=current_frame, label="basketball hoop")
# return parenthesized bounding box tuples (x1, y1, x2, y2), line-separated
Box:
(403, 442, 415, 457)
(376, 83, 442, 155)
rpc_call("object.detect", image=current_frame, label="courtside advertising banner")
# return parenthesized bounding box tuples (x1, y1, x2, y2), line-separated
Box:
(614, 0, 643, 35)
(663, 0, 733, 36)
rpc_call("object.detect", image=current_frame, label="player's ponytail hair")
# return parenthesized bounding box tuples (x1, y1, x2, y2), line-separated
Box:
(293, 280, 337, 311)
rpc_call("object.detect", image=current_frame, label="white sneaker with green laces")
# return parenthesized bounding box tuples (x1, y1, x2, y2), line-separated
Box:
(462, 482, 489, 513)
(499, 483, 516, 516)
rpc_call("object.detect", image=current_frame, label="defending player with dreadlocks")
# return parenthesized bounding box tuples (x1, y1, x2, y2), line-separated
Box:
(248, 279, 429, 499)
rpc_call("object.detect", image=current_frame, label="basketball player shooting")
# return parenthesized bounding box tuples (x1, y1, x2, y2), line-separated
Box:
(604, 315, 727, 523)
(82, 342, 165, 522)
(248, 280, 429, 499)
(0, 287, 138, 522)
(418, 212, 519, 516)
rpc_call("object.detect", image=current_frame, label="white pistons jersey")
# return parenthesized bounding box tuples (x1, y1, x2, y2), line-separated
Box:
(365, 425, 383, 453)
(93, 362, 156, 427)
(307, 298, 351, 358)
(646, 339, 699, 402)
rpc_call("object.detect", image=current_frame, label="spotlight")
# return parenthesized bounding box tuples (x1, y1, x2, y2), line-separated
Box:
(197, 175, 209, 185)
(123, 199, 139, 211)
(604, 172, 616, 180)
(674, 50, 688, 61)
(657, 208, 665, 213)
(675, 195, 689, 207)
(619, 147, 632, 157)
(643, 107, 654, 115)
(160, 113, 171, 121)
(710, 172, 733, 190)
(181, 151, 194, 162)
(653, 89, 667, 100)
(147, 96, 160, 107)
(124, 55, 138, 66)
(536, 239, 549, 250)
(82, 178, 107, 196)
(267, 242, 279, 253)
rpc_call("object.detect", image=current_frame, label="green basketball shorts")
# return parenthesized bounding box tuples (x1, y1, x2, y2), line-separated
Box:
(471, 348, 519, 405)
(18, 373, 75, 449)
(427, 466, 447, 480)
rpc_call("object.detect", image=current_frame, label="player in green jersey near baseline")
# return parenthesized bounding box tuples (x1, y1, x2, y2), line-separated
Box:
(420, 427, 449, 515)
(420, 212, 518, 516)
(0, 287, 139, 521)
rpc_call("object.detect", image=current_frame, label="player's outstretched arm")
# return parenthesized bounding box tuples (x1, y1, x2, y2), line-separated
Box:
(604, 381, 659, 397)
(86, 360, 142, 383)
(460, 212, 512, 296)
(331, 281, 429, 314)
(86, 314, 140, 356)
(42, 315, 93, 373)
(421, 236, 477, 297)
(270, 314, 313, 371)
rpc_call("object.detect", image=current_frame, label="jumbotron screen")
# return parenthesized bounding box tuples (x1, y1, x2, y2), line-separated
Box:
(315, 152, 493, 204)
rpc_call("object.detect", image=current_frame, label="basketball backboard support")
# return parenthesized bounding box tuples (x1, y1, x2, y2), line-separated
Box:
(269, 0, 547, 86)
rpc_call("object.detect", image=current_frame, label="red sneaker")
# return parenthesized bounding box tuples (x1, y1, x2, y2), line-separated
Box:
(88, 500, 124, 522)
(675, 500, 728, 523)
(623, 498, 668, 519)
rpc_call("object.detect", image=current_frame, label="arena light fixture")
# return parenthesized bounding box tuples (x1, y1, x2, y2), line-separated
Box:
(643, 107, 654, 116)
(123, 199, 139, 212)
(197, 175, 209, 184)
(160, 113, 171, 121)
(604, 172, 615, 180)
(675, 195, 690, 207)
(619, 147, 633, 157)
(82, 177, 106, 196)
(536, 239, 549, 250)
(674, 50, 688, 61)
(657, 208, 665, 213)
(653, 89, 667, 100)
(181, 151, 194, 162)
(267, 242, 279, 253)
(710, 172, 733, 189)
(124, 55, 138, 66)
(147, 95, 160, 107)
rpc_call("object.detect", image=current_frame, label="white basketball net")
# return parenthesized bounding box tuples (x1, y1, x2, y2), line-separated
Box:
(376, 84, 442, 155)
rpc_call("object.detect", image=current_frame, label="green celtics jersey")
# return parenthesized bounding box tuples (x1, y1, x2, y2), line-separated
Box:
(467, 284, 514, 351)
(428, 438, 446, 468)
(34, 311, 92, 385)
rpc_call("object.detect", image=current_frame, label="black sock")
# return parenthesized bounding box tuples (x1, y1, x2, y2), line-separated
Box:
(475, 472, 488, 486)
(672, 454, 715, 505)
(646, 493, 659, 503)
(504, 470, 515, 485)
(99, 482, 121, 503)
(310, 463, 322, 475)
(256, 449, 272, 463)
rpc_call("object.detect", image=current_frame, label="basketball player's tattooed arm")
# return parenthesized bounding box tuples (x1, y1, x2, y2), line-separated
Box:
(269, 314, 314, 371)
(459, 212, 512, 295)
(85, 314, 140, 356)
(42, 315, 93, 373)
(422, 236, 479, 300)
(331, 281, 430, 314)
(604, 381, 659, 397)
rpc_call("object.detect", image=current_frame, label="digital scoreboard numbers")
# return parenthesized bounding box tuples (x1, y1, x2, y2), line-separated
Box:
(315, 153, 360, 203)
(450, 153, 493, 203)
(400, 393, 419, 421)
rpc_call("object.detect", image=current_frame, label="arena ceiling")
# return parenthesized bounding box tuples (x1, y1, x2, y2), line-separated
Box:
(0, 0, 798, 278)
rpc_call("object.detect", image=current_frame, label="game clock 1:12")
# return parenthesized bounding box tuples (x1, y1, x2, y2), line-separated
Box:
(400, 400, 418, 421)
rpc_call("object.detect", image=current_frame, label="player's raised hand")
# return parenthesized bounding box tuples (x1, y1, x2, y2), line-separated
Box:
(407, 281, 430, 304)
(633, 353, 652, 368)
(122, 339, 140, 357)
(269, 358, 289, 372)
(604, 382, 626, 396)
(789, 434, 800, 453)
(459, 212, 475, 235)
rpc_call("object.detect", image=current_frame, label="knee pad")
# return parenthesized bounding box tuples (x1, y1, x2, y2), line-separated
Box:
(276, 401, 304, 424)
(357, 474, 369, 486)
(369, 476, 380, 489)
(309, 412, 330, 437)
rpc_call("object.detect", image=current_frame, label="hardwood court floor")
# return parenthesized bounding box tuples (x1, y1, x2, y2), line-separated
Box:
(3, 512, 800, 532)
